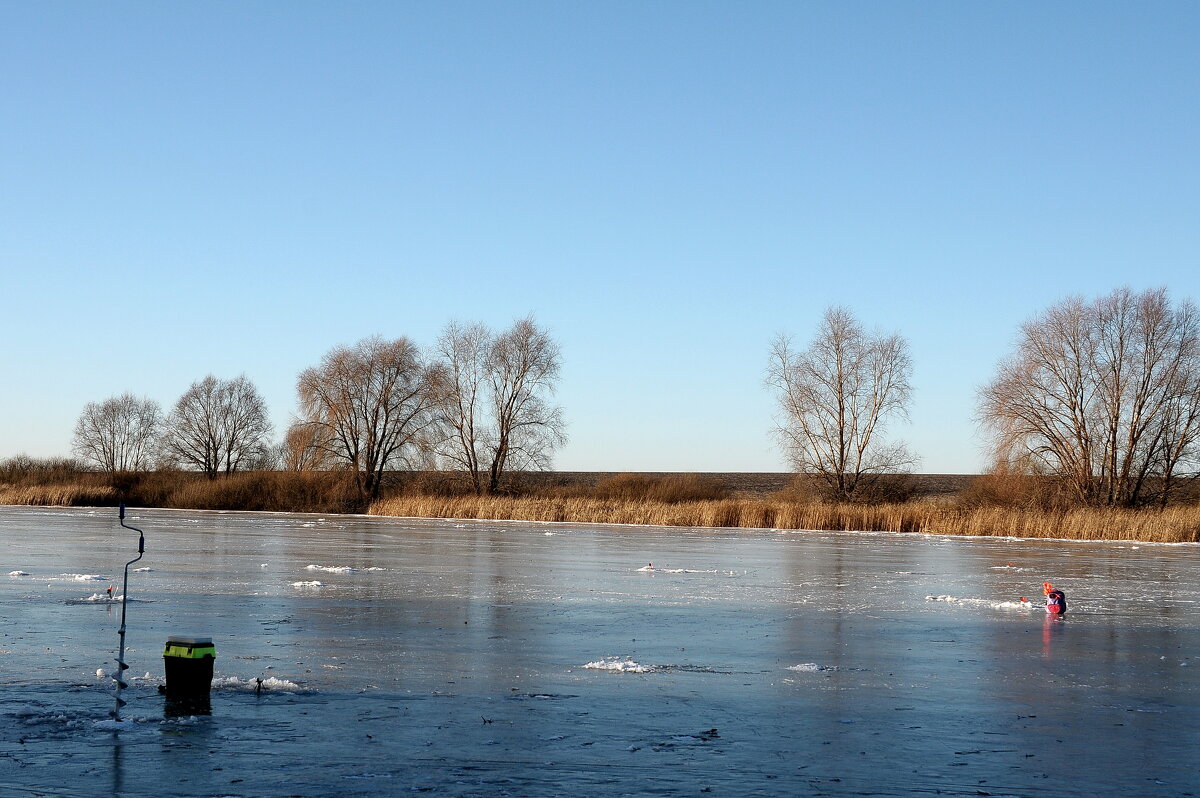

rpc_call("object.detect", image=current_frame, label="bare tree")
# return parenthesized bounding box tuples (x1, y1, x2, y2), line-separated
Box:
(72, 393, 162, 474)
(980, 287, 1200, 507)
(431, 316, 566, 494)
(279, 421, 337, 472)
(430, 321, 492, 493)
(296, 335, 437, 500)
(159, 375, 272, 478)
(766, 307, 916, 502)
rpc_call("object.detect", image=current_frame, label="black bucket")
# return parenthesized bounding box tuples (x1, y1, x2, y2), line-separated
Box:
(163, 635, 215, 699)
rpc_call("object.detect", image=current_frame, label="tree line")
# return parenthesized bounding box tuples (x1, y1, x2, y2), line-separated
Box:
(768, 286, 1200, 508)
(69, 316, 565, 501)
(50, 287, 1200, 511)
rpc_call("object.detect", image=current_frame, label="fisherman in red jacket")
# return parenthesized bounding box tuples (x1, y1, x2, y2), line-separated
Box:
(1043, 581, 1067, 616)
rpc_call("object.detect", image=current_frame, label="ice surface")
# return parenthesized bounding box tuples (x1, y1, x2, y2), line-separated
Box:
(2, 505, 1198, 797)
(582, 657, 654, 673)
(212, 676, 304, 692)
(925, 594, 1037, 611)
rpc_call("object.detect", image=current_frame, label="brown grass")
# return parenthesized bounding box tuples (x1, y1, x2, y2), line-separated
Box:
(0, 483, 116, 506)
(368, 495, 1200, 543)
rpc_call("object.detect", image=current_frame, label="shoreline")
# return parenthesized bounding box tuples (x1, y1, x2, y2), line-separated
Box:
(5, 501, 1199, 546)
(3, 469, 1198, 544)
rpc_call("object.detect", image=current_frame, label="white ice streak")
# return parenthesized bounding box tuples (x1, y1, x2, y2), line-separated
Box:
(788, 663, 838, 672)
(637, 565, 721, 574)
(292, 581, 324, 587)
(94, 718, 153, 732)
(306, 564, 357, 573)
(212, 676, 304, 692)
(926, 595, 1035, 611)
(8, 570, 29, 576)
(583, 658, 654, 673)
(63, 574, 105, 581)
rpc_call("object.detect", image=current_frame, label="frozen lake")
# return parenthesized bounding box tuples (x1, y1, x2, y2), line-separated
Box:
(2, 505, 1198, 797)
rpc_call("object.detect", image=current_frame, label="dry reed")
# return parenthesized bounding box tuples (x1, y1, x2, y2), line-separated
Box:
(5, 472, 1197, 543)
(0, 483, 115, 507)
(369, 495, 1200, 543)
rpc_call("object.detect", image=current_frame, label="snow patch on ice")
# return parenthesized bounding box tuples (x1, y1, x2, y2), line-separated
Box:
(80, 593, 121, 602)
(212, 676, 306, 693)
(292, 581, 324, 588)
(133, 567, 152, 572)
(306, 564, 357, 573)
(637, 564, 719, 574)
(583, 658, 654, 673)
(926, 595, 1036, 611)
(788, 663, 837, 672)
(64, 573, 105, 581)
(8, 570, 29, 576)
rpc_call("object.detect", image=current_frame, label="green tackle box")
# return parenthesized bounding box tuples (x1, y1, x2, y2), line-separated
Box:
(163, 635, 215, 697)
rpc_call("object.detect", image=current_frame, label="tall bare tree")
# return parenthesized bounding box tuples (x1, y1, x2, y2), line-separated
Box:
(296, 335, 437, 500)
(430, 321, 492, 494)
(766, 306, 916, 501)
(431, 316, 566, 494)
(979, 287, 1200, 507)
(72, 393, 162, 474)
(159, 375, 272, 478)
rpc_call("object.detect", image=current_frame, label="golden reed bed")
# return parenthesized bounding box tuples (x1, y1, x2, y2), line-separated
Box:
(0, 483, 114, 507)
(369, 495, 1200, 543)
(4, 482, 1197, 543)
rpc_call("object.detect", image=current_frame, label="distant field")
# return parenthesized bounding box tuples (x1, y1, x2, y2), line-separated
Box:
(519, 471, 977, 499)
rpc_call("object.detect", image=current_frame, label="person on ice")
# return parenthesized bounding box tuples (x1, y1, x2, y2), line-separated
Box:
(1043, 581, 1067, 616)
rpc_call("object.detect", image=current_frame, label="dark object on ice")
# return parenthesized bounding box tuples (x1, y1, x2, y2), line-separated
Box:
(111, 503, 146, 721)
(164, 635, 216, 699)
(1043, 582, 1067, 616)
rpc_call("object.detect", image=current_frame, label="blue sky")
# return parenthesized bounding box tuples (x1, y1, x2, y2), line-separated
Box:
(3, 2, 1198, 473)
